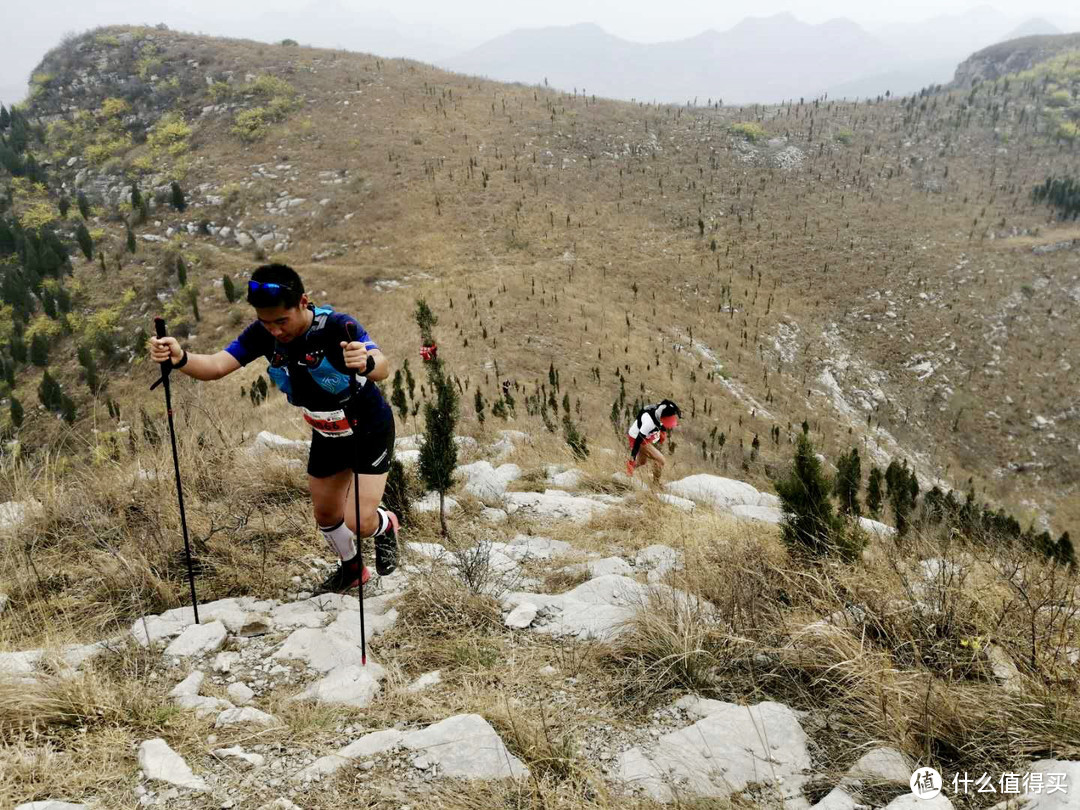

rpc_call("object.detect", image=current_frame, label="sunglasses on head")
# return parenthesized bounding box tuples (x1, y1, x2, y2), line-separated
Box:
(248, 280, 293, 295)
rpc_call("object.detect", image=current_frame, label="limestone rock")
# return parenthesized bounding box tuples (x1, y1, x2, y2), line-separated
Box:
(405, 713, 529, 779)
(657, 493, 695, 512)
(15, 803, 89, 810)
(407, 670, 442, 692)
(213, 746, 266, 769)
(253, 431, 309, 453)
(843, 746, 913, 785)
(614, 699, 810, 803)
(292, 662, 386, 707)
(298, 714, 528, 782)
(504, 489, 614, 522)
(227, 682, 255, 705)
(414, 491, 460, 513)
(730, 504, 783, 524)
(504, 602, 538, 629)
(138, 738, 208, 792)
(985, 644, 1023, 693)
(456, 461, 522, 500)
(215, 706, 279, 728)
(163, 621, 227, 657)
(665, 474, 779, 510)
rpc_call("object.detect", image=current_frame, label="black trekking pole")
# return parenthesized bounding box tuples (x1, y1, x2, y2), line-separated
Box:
(150, 317, 200, 624)
(345, 323, 373, 665)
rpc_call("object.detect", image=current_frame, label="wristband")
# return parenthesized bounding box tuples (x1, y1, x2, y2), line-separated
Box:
(364, 354, 375, 374)
(174, 350, 189, 369)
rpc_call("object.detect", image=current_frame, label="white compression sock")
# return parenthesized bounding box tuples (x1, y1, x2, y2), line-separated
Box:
(319, 519, 357, 560)
(364, 508, 391, 538)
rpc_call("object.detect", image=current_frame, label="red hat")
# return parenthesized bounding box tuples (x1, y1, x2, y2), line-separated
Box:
(660, 414, 679, 429)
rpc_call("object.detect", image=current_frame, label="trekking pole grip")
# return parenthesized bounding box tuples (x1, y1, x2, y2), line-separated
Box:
(151, 317, 171, 390)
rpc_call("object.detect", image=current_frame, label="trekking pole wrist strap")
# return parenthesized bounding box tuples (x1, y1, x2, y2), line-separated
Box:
(173, 350, 189, 369)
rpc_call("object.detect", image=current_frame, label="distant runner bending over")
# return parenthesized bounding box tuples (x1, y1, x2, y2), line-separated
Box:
(626, 400, 681, 484)
(149, 263, 398, 594)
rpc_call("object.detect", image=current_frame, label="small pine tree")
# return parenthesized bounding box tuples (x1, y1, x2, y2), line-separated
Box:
(835, 447, 862, 516)
(415, 299, 437, 344)
(77, 190, 90, 220)
(58, 196, 70, 218)
(126, 227, 136, 253)
(775, 433, 857, 559)
(170, 181, 186, 212)
(37, 369, 61, 411)
(391, 369, 408, 421)
(60, 394, 77, 424)
(10, 396, 23, 428)
(866, 466, 884, 519)
(223, 274, 236, 302)
(29, 333, 49, 366)
(416, 299, 458, 537)
(177, 255, 188, 286)
(187, 286, 200, 321)
(75, 222, 93, 261)
(130, 183, 142, 210)
(562, 413, 589, 459)
(1055, 532, 1075, 568)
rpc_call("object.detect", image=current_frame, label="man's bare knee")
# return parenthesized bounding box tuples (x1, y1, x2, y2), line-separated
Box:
(313, 505, 341, 526)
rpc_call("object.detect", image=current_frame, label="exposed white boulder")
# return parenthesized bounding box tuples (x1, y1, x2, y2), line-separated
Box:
(665, 474, 779, 509)
(730, 504, 783, 524)
(292, 662, 386, 707)
(163, 621, 227, 658)
(214, 706, 279, 728)
(213, 746, 265, 769)
(407, 670, 443, 692)
(504, 489, 615, 522)
(298, 714, 528, 782)
(504, 602, 538, 629)
(657, 493, 695, 512)
(414, 491, 460, 513)
(138, 738, 208, 792)
(614, 698, 811, 803)
(252, 431, 309, 453)
(227, 682, 255, 705)
(456, 461, 522, 500)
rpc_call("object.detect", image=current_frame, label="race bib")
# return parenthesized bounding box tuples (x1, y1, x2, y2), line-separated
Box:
(302, 408, 354, 437)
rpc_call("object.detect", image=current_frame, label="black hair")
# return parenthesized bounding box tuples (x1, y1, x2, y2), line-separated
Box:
(247, 263, 305, 308)
(659, 399, 682, 418)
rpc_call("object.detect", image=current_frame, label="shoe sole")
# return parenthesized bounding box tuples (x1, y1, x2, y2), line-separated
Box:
(316, 565, 370, 595)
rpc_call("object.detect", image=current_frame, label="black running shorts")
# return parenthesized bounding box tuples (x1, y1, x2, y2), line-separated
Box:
(307, 417, 396, 478)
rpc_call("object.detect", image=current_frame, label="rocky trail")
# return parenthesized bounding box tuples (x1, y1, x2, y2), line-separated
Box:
(3, 432, 1075, 810)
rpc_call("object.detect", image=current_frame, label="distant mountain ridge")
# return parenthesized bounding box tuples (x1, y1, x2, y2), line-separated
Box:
(440, 12, 1079, 104)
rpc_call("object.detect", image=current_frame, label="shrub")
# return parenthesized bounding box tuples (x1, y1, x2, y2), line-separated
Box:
(775, 433, 855, 559)
(232, 108, 269, 142)
(280, 38, 299, 46)
(731, 121, 767, 142)
(147, 114, 191, 157)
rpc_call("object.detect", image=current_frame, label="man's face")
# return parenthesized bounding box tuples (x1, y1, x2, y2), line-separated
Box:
(255, 295, 309, 342)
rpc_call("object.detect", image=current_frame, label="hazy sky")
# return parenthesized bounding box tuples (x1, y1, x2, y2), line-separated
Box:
(2, 1, 1079, 105)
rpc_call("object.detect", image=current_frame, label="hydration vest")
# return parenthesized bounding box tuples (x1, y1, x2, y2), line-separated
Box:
(265, 306, 356, 407)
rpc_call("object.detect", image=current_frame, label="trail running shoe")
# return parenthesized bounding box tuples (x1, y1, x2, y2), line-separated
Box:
(313, 555, 371, 595)
(375, 510, 399, 576)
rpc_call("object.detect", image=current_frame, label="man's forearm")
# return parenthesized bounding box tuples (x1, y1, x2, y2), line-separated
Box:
(176, 352, 227, 381)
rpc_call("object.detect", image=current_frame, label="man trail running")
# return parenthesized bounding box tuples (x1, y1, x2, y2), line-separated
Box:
(149, 263, 398, 594)
(626, 399, 682, 484)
